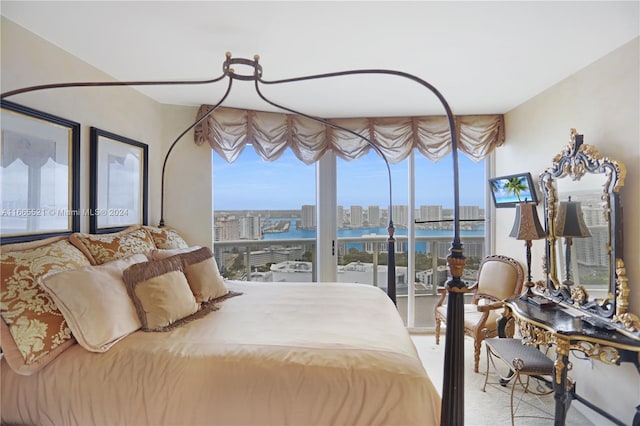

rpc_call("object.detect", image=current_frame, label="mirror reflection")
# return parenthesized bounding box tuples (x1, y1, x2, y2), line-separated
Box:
(555, 173, 608, 301)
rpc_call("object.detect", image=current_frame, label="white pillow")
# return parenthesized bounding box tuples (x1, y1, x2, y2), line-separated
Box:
(38, 253, 148, 352)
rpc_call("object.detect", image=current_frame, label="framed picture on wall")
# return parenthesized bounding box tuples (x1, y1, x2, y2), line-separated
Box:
(0, 100, 81, 243)
(89, 127, 148, 233)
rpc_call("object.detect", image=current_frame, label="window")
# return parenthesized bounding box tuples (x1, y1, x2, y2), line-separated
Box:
(212, 147, 315, 281)
(336, 151, 408, 290)
(410, 153, 486, 327)
(213, 146, 487, 329)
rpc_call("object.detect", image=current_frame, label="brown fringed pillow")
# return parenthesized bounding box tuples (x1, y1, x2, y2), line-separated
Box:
(123, 256, 206, 332)
(177, 247, 228, 303)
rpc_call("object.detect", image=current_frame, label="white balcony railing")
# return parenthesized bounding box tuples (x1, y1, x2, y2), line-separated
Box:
(213, 234, 485, 289)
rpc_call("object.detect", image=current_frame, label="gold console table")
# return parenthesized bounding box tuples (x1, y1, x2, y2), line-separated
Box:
(502, 297, 640, 426)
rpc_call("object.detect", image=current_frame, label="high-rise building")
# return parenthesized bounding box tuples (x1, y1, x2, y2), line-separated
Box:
(337, 205, 345, 228)
(214, 216, 241, 241)
(350, 205, 363, 227)
(368, 205, 380, 227)
(301, 205, 316, 228)
(574, 204, 608, 268)
(239, 215, 261, 239)
(460, 205, 482, 221)
(419, 205, 443, 222)
(392, 205, 408, 227)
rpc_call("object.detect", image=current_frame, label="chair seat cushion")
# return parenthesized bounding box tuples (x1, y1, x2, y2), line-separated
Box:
(485, 338, 553, 374)
(436, 304, 500, 333)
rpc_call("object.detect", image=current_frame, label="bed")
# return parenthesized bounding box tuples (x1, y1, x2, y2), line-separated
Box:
(2, 52, 467, 425)
(1, 280, 440, 425)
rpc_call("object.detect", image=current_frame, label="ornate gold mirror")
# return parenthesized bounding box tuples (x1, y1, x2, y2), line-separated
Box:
(539, 129, 638, 333)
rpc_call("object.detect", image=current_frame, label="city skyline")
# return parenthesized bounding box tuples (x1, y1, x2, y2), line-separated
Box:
(214, 203, 485, 243)
(213, 148, 486, 210)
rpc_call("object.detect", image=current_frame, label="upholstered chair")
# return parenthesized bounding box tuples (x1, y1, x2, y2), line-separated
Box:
(434, 254, 525, 373)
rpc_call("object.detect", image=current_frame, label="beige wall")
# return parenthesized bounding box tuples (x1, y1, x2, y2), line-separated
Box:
(1, 17, 211, 247)
(497, 37, 639, 424)
(161, 104, 212, 246)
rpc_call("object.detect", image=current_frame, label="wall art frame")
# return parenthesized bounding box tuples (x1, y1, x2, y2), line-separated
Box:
(89, 127, 148, 234)
(488, 172, 539, 208)
(0, 100, 80, 244)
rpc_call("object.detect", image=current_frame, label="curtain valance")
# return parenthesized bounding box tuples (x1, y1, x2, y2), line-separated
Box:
(194, 106, 504, 165)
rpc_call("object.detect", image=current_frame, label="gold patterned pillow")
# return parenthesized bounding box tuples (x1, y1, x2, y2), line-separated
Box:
(0, 236, 92, 375)
(143, 226, 189, 249)
(70, 225, 157, 265)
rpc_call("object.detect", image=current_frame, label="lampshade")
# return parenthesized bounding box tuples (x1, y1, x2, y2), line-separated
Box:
(556, 196, 591, 238)
(509, 202, 546, 241)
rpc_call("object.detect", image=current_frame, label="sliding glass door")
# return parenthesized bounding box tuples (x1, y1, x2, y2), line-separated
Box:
(213, 147, 487, 329)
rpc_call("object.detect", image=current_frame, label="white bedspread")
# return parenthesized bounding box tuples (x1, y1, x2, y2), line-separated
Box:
(1, 281, 441, 425)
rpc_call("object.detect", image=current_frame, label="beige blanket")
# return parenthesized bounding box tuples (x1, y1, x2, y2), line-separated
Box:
(1, 281, 441, 425)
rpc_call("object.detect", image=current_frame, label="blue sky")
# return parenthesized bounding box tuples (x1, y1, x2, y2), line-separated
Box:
(213, 147, 485, 210)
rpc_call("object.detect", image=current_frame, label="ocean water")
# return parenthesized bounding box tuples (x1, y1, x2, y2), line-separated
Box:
(262, 218, 484, 253)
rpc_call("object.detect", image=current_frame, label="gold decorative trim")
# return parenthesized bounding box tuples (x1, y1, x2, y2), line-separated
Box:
(612, 313, 640, 334)
(446, 255, 467, 279)
(554, 337, 570, 385)
(612, 258, 640, 333)
(571, 286, 589, 305)
(615, 258, 630, 316)
(506, 301, 640, 350)
(542, 175, 560, 290)
(570, 341, 620, 365)
(514, 317, 554, 348)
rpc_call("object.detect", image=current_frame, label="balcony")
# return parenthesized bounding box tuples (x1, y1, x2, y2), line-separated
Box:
(213, 234, 484, 328)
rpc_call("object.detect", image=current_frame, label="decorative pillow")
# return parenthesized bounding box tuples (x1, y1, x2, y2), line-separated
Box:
(38, 254, 147, 353)
(0, 236, 92, 375)
(123, 256, 200, 331)
(179, 247, 229, 303)
(143, 226, 189, 250)
(70, 225, 157, 265)
(149, 246, 201, 260)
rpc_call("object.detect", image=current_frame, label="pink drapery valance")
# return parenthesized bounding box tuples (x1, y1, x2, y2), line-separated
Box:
(194, 106, 504, 164)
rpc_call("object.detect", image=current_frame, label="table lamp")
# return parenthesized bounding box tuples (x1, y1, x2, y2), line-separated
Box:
(510, 201, 546, 298)
(555, 196, 591, 287)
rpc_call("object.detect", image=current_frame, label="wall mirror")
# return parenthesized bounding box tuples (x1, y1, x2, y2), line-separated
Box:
(539, 129, 639, 335)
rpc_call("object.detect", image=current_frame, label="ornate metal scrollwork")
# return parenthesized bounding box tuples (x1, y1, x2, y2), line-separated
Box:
(570, 341, 620, 365)
(554, 337, 571, 385)
(534, 279, 549, 295)
(571, 285, 589, 305)
(612, 259, 640, 333)
(612, 313, 640, 333)
(515, 318, 553, 346)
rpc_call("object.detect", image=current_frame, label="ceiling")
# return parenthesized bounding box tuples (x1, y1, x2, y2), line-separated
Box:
(2, 1, 639, 117)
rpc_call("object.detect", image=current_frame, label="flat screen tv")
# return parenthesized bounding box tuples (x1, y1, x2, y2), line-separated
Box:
(488, 172, 539, 208)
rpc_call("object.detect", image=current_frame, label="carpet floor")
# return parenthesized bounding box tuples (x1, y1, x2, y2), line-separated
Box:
(411, 334, 594, 426)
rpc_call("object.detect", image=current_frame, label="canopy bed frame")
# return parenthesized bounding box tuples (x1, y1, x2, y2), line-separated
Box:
(1, 52, 469, 425)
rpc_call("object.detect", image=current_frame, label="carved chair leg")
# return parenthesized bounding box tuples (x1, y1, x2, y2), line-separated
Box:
(474, 337, 482, 373)
(435, 318, 441, 345)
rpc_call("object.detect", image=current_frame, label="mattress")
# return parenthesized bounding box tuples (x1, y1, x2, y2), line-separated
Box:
(1, 281, 441, 425)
